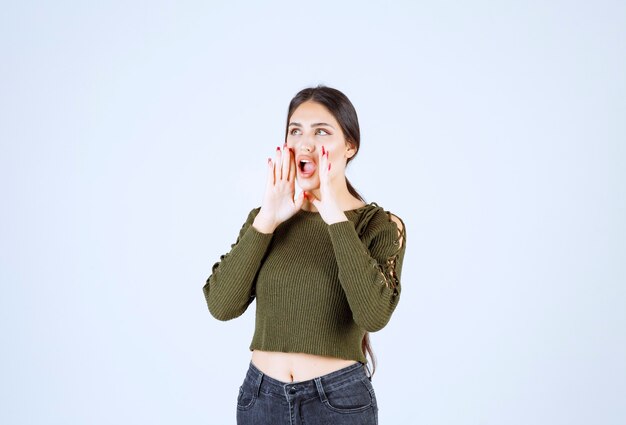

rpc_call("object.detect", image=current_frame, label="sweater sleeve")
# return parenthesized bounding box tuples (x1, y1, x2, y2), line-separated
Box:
(203, 207, 274, 321)
(327, 210, 407, 332)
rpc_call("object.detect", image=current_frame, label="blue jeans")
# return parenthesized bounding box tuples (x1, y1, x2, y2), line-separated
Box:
(236, 360, 378, 425)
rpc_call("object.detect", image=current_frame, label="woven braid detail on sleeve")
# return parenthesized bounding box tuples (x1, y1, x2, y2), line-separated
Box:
(327, 208, 406, 332)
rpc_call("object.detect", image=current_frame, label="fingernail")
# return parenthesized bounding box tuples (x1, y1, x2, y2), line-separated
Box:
(322, 146, 325, 155)
(268, 158, 271, 164)
(276, 146, 280, 151)
(303, 191, 307, 198)
(328, 163, 331, 171)
(283, 142, 287, 148)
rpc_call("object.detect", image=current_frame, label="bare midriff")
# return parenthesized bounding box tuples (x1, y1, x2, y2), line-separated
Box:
(251, 350, 358, 383)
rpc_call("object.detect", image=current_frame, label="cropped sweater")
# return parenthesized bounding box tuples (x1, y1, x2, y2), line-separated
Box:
(202, 202, 406, 364)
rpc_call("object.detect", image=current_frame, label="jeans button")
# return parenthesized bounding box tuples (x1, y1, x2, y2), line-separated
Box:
(289, 387, 296, 394)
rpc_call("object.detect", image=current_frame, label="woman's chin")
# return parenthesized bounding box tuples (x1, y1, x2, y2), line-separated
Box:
(296, 177, 319, 192)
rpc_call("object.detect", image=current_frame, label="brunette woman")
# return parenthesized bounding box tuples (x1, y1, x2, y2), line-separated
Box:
(203, 84, 406, 425)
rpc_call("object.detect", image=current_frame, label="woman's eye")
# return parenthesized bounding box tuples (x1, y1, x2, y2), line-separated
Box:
(289, 128, 329, 135)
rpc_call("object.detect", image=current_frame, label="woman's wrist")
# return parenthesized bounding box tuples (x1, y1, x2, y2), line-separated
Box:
(325, 211, 348, 225)
(252, 212, 277, 234)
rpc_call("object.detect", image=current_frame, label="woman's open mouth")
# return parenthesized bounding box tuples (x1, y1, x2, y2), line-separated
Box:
(297, 157, 317, 178)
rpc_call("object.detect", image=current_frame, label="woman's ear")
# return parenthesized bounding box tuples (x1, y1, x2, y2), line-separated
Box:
(345, 140, 357, 159)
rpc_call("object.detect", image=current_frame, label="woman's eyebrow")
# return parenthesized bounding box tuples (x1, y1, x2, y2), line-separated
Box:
(288, 122, 335, 129)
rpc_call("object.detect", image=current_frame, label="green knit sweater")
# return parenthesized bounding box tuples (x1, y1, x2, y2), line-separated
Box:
(202, 202, 406, 364)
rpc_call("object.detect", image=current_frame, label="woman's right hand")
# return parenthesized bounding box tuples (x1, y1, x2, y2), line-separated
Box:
(252, 143, 305, 233)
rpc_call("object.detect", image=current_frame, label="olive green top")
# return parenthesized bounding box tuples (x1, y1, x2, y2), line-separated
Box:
(202, 202, 406, 364)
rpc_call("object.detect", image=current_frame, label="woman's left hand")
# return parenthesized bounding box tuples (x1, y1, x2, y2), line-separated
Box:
(306, 146, 349, 225)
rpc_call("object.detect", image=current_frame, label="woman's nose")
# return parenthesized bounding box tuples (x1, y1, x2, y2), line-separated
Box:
(299, 141, 314, 153)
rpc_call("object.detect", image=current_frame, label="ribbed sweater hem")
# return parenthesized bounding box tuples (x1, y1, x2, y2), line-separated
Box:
(249, 341, 367, 365)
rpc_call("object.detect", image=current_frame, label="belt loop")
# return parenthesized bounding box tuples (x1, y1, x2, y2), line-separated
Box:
(314, 377, 327, 403)
(253, 367, 264, 398)
(364, 362, 372, 381)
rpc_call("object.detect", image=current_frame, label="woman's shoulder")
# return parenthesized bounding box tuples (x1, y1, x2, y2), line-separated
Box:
(351, 201, 405, 223)
(351, 202, 405, 243)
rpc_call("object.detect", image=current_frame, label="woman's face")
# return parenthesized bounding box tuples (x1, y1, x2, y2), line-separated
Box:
(286, 100, 355, 191)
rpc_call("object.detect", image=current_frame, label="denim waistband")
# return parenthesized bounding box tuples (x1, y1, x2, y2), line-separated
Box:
(242, 360, 369, 401)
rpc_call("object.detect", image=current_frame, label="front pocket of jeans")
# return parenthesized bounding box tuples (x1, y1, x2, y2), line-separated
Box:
(322, 378, 373, 414)
(236, 385, 257, 410)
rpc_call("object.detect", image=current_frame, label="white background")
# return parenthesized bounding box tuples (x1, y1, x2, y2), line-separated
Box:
(1, 1, 625, 424)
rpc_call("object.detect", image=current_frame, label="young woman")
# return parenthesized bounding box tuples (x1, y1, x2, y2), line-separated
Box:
(203, 85, 406, 424)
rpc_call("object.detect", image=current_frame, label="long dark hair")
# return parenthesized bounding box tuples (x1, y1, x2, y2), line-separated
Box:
(284, 84, 378, 378)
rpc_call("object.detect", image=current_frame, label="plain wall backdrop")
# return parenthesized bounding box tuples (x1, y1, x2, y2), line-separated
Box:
(1, 1, 624, 424)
